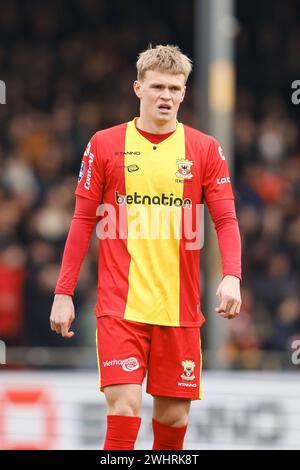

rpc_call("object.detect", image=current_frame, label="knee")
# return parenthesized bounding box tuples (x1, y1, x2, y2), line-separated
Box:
(104, 384, 142, 417)
(106, 396, 141, 417)
(154, 406, 189, 427)
(109, 402, 140, 417)
(153, 397, 191, 427)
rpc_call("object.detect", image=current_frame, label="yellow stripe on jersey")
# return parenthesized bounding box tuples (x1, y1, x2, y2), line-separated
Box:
(123, 119, 185, 326)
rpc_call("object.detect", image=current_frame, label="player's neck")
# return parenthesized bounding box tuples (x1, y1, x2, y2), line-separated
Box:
(136, 116, 177, 135)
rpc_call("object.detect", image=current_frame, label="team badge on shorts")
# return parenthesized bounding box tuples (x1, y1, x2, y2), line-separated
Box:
(175, 159, 193, 179)
(180, 360, 196, 381)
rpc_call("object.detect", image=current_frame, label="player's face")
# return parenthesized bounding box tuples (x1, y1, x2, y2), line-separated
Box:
(134, 70, 186, 125)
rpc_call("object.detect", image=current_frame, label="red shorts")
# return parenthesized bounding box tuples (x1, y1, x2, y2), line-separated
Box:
(96, 316, 204, 400)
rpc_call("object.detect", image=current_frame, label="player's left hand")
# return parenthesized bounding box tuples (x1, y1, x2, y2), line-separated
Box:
(215, 275, 241, 320)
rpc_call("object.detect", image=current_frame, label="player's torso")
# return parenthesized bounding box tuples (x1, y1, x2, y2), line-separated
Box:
(94, 119, 206, 326)
(101, 119, 205, 209)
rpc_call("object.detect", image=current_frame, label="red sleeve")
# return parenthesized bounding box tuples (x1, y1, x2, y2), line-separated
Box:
(54, 195, 100, 296)
(203, 138, 234, 203)
(206, 198, 242, 280)
(75, 133, 105, 202)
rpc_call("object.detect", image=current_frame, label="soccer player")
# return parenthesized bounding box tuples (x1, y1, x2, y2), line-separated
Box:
(50, 45, 242, 450)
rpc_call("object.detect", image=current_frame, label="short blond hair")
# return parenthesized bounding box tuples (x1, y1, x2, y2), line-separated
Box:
(136, 44, 192, 83)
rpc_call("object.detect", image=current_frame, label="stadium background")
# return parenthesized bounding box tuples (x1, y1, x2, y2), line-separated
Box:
(0, 0, 300, 449)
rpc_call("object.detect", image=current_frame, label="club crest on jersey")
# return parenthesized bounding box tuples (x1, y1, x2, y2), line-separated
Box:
(180, 360, 196, 381)
(175, 159, 193, 179)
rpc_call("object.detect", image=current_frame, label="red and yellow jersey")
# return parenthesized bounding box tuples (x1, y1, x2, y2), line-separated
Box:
(75, 118, 234, 327)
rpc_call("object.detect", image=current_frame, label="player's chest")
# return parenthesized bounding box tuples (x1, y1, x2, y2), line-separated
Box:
(107, 144, 202, 194)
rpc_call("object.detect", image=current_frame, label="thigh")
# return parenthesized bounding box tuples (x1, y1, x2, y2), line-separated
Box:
(96, 316, 152, 391)
(147, 325, 203, 400)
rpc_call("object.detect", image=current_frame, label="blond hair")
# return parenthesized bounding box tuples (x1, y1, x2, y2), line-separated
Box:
(136, 44, 192, 83)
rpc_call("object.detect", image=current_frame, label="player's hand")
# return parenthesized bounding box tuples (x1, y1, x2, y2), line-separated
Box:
(50, 294, 75, 338)
(215, 275, 241, 320)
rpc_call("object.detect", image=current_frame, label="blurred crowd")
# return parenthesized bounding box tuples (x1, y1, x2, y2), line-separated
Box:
(0, 0, 299, 369)
(228, 0, 300, 368)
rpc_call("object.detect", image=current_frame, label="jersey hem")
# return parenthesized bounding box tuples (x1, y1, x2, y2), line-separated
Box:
(95, 308, 206, 328)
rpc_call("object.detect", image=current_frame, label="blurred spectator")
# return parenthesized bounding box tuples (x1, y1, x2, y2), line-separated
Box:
(0, 244, 26, 345)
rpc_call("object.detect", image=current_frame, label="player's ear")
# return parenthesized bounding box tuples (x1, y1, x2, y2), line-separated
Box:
(180, 86, 186, 102)
(133, 80, 142, 99)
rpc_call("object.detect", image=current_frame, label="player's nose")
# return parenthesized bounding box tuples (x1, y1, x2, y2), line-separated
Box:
(160, 88, 172, 100)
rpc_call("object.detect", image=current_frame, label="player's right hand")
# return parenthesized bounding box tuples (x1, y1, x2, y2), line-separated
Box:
(50, 294, 75, 338)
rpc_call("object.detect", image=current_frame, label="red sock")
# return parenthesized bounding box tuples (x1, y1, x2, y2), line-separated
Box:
(103, 415, 141, 450)
(152, 418, 187, 450)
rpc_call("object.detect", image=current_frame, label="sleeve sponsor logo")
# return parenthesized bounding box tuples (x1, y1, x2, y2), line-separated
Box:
(218, 146, 226, 160)
(78, 161, 85, 182)
(217, 177, 231, 185)
(83, 142, 95, 191)
(84, 142, 91, 157)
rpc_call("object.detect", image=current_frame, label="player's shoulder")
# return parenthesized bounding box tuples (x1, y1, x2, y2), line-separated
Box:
(182, 123, 218, 149)
(92, 122, 128, 143)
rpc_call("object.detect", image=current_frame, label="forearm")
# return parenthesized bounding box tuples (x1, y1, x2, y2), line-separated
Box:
(207, 199, 242, 280)
(54, 195, 99, 296)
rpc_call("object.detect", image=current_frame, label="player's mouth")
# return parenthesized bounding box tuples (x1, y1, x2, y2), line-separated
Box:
(158, 104, 171, 113)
